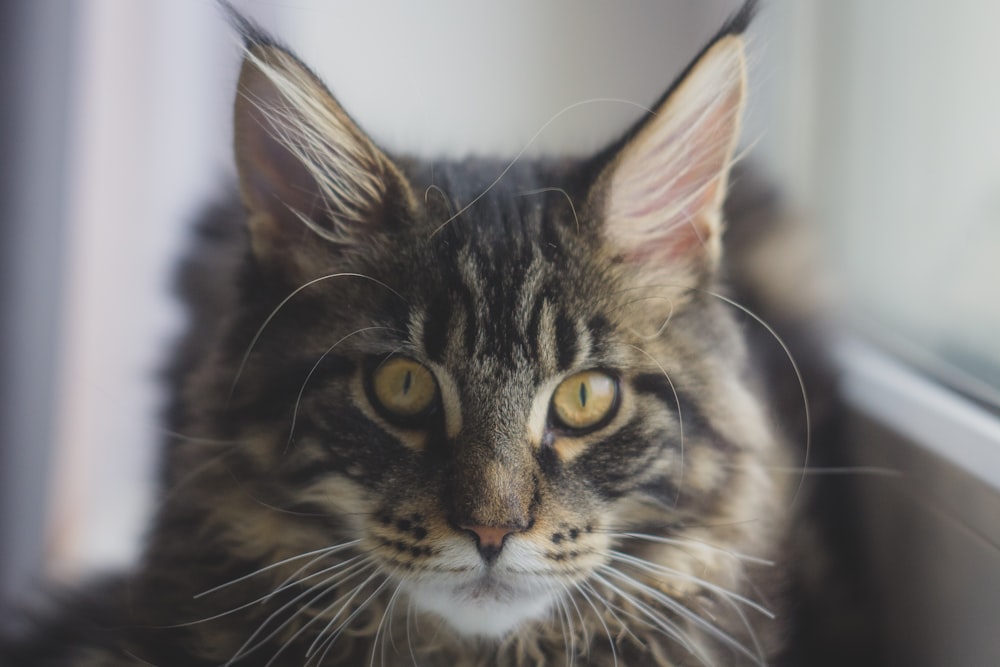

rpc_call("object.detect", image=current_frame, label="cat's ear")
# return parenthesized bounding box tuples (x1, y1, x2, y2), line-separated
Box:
(590, 27, 748, 286)
(233, 38, 414, 278)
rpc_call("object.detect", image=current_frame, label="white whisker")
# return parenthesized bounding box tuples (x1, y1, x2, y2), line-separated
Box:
(726, 594, 768, 667)
(311, 576, 393, 667)
(580, 580, 643, 647)
(194, 540, 361, 599)
(698, 288, 811, 506)
(611, 532, 775, 567)
(627, 343, 685, 507)
(372, 581, 404, 667)
(516, 187, 581, 234)
(589, 571, 695, 654)
(228, 272, 405, 402)
(227, 558, 376, 666)
(574, 581, 619, 667)
(286, 325, 392, 451)
(429, 98, 655, 238)
(599, 564, 764, 666)
(723, 463, 902, 477)
(608, 550, 773, 618)
(265, 552, 368, 603)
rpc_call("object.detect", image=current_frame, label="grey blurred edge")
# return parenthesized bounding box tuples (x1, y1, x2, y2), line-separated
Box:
(0, 0, 78, 618)
(838, 336, 1000, 667)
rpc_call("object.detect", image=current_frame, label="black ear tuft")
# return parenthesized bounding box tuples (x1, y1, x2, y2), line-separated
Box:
(591, 0, 757, 169)
(717, 0, 759, 40)
(218, 1, 283, 51)
(587, 4, 752, 287)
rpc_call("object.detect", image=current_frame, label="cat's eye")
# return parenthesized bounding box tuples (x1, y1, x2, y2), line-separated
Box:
(551, 370, 619, 433)
(369, 357, 439, 422)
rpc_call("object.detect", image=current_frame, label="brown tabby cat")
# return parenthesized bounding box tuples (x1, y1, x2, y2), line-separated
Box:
(3, 2, 807, 665)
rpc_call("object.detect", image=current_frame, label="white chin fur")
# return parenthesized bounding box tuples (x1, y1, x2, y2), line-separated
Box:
(407, 579, 555, 638)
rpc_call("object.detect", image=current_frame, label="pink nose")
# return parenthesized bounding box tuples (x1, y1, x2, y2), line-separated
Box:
(461, 524, 515, 550)
(459, 523, 528, 562)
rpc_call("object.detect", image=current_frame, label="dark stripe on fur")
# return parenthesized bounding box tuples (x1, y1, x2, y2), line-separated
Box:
(554, 310, 578, 371)
(632, 372, 736, 453)
(422, 295, 452, 362)
(573, 418, 661, 499)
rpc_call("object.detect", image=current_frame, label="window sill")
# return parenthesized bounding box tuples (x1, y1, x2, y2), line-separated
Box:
(835, 337, 1000, 666)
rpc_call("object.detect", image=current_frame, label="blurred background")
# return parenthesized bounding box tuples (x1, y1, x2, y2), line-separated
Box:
(1, 1, 998, 663)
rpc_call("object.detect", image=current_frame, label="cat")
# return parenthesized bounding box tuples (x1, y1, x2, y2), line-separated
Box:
(2, 1, 822, 665)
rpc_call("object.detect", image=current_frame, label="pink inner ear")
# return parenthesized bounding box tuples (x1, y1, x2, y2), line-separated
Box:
(608, 76, 741, 266)
(632, 168, 723, 260)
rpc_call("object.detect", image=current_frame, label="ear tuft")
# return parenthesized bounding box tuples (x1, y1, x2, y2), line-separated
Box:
(232, 37, 413, 278)
(596, 33, 748, 284)
(219, 0, 282, 52)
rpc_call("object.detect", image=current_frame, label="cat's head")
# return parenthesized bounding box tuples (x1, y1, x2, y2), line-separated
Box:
(184, 3, 781, 642)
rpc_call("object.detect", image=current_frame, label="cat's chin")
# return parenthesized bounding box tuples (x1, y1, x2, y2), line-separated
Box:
(406, 576, 555, 638)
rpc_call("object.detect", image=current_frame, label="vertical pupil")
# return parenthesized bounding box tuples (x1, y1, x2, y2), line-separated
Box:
(402, 370, 412, 395)
(578, 381, 588, 407)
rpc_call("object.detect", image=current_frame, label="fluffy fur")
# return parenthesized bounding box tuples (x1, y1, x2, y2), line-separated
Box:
(2, 2, 846, 666)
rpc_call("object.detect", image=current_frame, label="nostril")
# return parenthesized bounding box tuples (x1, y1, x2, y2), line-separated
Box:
(459, 523, 533, 563)
(462, 524, 515, 551)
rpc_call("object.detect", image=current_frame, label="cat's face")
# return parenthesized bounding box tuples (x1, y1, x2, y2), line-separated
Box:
(179, 14, 784, 647)
(225, 175, 757, 638)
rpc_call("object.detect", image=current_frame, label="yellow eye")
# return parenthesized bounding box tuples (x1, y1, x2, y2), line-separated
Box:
(370, 357, 438, 419)
(551, 370, 619, 432)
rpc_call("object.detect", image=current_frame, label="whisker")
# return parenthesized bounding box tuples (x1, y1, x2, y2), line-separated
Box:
(286, 325, 392, 452)
(593, 570, 714, 667)
(152, 556, 357, 630)
(610, 531, 775, 567)
(265, 552, 368, 603)
(579, 580, 643, 647)
(158, 429, 243, 446)
(627, 344, 685, 507)
(228, 272, 406, 402)
(387, 582, 406, 664)
(228, 558, 376, 666)
(155, 448, 236, 513)
(429, 98, 655, 238)
(552, 590, 572, 667)
(516, 187, 581, 234)
(608, 550, 773, 618)
(558, 580, 589, 665)
(194, 540, 362, 599)
(423, 183, 452, 213)
(304, 568, 383, 659)
(599, 565, 764, 666)
(122, 649, 159, 666)
(617, 295, 676, 340)
(311, 575, 393, 667)
(574, 581, 619, 667)
(372, 581, 404, 667)
(722, 463, 902, 477)
(613, 282, 813, 507)
(588, 571, 695, 655)
(726, 594, 768, 667)
(698, 288, 812, 506)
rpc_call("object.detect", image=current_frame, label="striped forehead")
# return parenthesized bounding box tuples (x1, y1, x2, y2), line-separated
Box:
(414, 239, 585, 376)
(399, 159, 605, 376)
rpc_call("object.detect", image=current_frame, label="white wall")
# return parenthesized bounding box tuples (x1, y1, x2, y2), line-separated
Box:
(0, 0, 78, 610)
(813, 0, 1000, 400)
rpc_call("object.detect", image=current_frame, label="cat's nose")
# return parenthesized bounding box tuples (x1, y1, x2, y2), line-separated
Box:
(459, 523, 524, 562)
